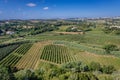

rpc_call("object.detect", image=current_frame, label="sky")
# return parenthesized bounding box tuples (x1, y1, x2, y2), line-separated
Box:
(0, 0, 120, 19)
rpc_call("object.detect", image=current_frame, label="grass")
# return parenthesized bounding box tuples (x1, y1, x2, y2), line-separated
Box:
(75, 52, 120, 69)
(54, 41, 105, 55)
(25, 30, 120, 46)
(53, 40, 120, 70)
(0, 28, 120, 71)
(57, 25, 71, 31)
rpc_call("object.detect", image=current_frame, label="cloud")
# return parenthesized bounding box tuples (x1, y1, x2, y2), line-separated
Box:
(43, 7, 49, 10)
(26, 3, 36, 7)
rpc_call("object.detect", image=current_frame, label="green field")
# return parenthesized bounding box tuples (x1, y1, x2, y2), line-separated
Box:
(0, 43, 33, 67)
(40, 44, 75, 64)
(0, 26, 120, 80)
(0, 40, 120, 70)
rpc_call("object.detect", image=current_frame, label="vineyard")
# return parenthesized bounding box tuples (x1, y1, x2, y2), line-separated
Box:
(0, 44, 20, 60)
(0, 43, 32, 67)
(0, 40, 120, 70)
(53, 41, 120, 69)
(15, 41, 50, 70)
(40, 45, 75, 64)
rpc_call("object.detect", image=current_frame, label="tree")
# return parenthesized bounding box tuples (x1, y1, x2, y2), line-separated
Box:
(88, 62, 101, 71)
(102, 27, 112, 34)
(59, 72, 70, 80)
(103, 44, 119, 54)
(80, 65, 89, 72)
(0, 66, 10, 80)
(101, 65, 116, 74)
(0, 29, 3, 35)
(14, 69, 38, 80)
(35, 68, 45, 80)
(69, 73, 98, 80)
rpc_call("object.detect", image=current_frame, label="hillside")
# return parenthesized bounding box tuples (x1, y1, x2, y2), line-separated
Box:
(0, 19, 120, 80)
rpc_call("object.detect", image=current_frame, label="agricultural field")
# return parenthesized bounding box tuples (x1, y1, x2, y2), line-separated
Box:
(0, 44, 20, 60)
(15, 41, 51, 70)
(0, 43, 33, 67)
(0, 39, 120, 71)
(55, 32, 84, 35)
(53, 40, 120, 69)
(40, 44, 75, 64)
(1, 0, 120, 79)
(75, 52, 120, 69)
(0, 20, 120, 80)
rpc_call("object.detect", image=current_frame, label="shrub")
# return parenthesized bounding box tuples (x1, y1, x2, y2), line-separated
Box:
(101, 65, 116, 74)
(88, 62, 101, 71)
(103, 44, 119, 54)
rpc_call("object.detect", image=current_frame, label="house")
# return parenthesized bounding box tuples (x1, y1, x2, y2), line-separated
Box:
(6, 31, 15, 35)
(71, 27, 77, 30)
(110, 26, 120, 28)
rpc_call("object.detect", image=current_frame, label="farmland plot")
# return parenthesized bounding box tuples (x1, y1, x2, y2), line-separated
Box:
(15, 41, 50, 70)
(75, 52, 120, 69)
(0, 44, 32, 67)
(0, 44, 20, 60)
(40, 45, 75, 64)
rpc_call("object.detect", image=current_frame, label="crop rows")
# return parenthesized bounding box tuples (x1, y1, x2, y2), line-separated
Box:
(0, 43, 32, 67)
(15, 42, 45, 70)
(0, 44, 20, 60)
(0, 54, 22, 67)
(14, 44, 33, 55)
(40, 45, 75, 64)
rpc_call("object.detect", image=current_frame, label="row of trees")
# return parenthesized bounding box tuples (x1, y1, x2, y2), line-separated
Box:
(61, 61, 116, 74)
(66, 22, 96, 32)
(0, 20, 60, 36)
(0, 61, 116, 80)
(103, 44, 119, 54)
(103, 27, 120, 35)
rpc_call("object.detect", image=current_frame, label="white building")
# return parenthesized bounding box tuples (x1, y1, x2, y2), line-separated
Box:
(110, 26, 120, 28)
(6, 31, 15, 35)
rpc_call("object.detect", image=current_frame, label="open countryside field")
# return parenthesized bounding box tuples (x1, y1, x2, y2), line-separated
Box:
(75, 52, 120, 69)
(55, 31, 84, 35)
(15, 41, 51, 70)
(0, 21, 120, 79)
(0, 40, 120, 70)
(1, 0, 120, 79)
(0, 28, 120, 80)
